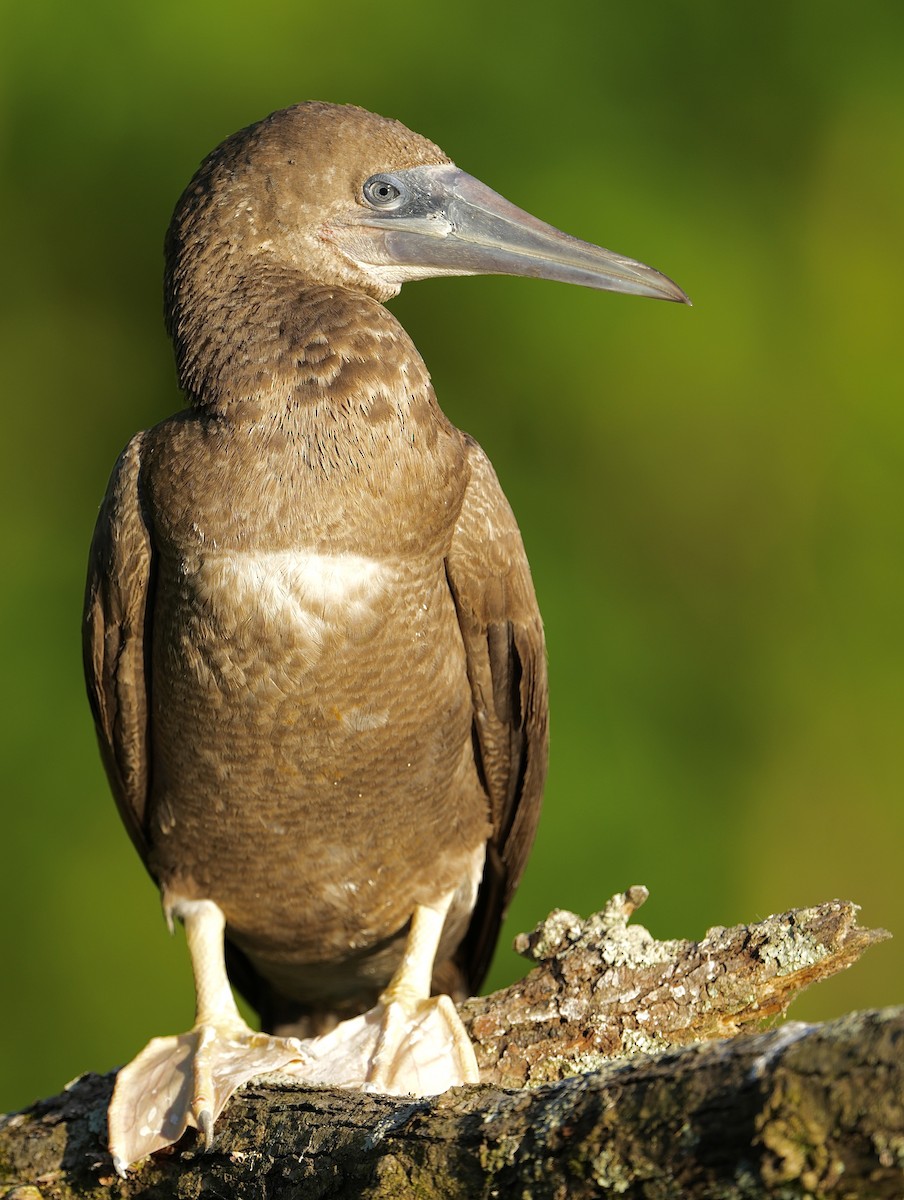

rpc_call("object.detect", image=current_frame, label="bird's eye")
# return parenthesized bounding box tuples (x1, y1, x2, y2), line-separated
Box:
(362, 175, 405, 209)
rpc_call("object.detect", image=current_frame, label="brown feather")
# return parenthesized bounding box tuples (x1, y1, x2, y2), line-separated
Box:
(444, 439, 548, 990)
(83, 102, 547, 1034)
(83, 434, 154, 859)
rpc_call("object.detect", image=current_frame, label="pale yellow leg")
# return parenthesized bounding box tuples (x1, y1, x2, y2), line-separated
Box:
(175, 898, 257, 1143)
(281, 890, 480, 1096)
(367, 891, 480, 1092)
(108, 897, 308, 1175)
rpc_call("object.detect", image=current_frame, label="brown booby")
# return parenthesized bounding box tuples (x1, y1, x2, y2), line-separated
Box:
(84, 101, 688, 1172)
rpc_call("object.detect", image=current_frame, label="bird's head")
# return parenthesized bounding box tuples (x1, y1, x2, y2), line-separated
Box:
(165, 101, 688, 323)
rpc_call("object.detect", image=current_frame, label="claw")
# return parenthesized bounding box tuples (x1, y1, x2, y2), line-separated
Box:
(197, 1107, 214, 1148)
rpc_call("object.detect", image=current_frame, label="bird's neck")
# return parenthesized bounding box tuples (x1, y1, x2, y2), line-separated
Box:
(167, 265, 438, 430)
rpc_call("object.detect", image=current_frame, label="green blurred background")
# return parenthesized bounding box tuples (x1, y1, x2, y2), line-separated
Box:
(2, 0, 902, 1113)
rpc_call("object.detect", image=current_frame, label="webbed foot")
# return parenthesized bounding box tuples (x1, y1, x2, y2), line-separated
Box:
(108, 1017, 308, 1174)
(285, 892, 480, 1095)
(287, 989, 479, 1095)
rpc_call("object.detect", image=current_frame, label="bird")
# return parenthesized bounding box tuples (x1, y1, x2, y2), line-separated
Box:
(83, 101, 688, 1173)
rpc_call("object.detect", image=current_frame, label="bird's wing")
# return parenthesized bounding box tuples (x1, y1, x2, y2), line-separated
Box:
(444, 435, 549, 994)
(83, 433, 154, 859)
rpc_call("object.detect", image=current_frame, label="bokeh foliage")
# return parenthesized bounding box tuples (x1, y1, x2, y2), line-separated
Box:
(1, 0, 901, 1113)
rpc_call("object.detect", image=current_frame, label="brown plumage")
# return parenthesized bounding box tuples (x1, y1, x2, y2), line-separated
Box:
(83, 102, 686, 1171)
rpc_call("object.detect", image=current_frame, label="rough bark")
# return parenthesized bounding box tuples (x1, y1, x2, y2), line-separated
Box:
(463, 887, 887, 1087)
(2, 892, 898, 1199)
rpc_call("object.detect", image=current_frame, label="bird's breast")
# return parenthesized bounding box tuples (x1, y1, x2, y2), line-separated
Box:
(190, 547, 395, 668)
(148, 535, 488, 971)
(140, 402, 488, 973)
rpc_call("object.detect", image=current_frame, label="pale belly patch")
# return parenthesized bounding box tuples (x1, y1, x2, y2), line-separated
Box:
(185, 548, 396, 668)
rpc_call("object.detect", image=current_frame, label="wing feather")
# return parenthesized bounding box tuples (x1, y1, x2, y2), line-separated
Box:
(82, 434, 154, 859)
(445, 436, 548, 992)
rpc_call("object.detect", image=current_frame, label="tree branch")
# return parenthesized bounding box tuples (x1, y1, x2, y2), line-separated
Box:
(465, 887, 888, 1085)
(2, 893, 898, 1199)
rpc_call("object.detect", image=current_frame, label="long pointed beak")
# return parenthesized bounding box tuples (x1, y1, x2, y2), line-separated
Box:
(339, 163, 689, 304)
